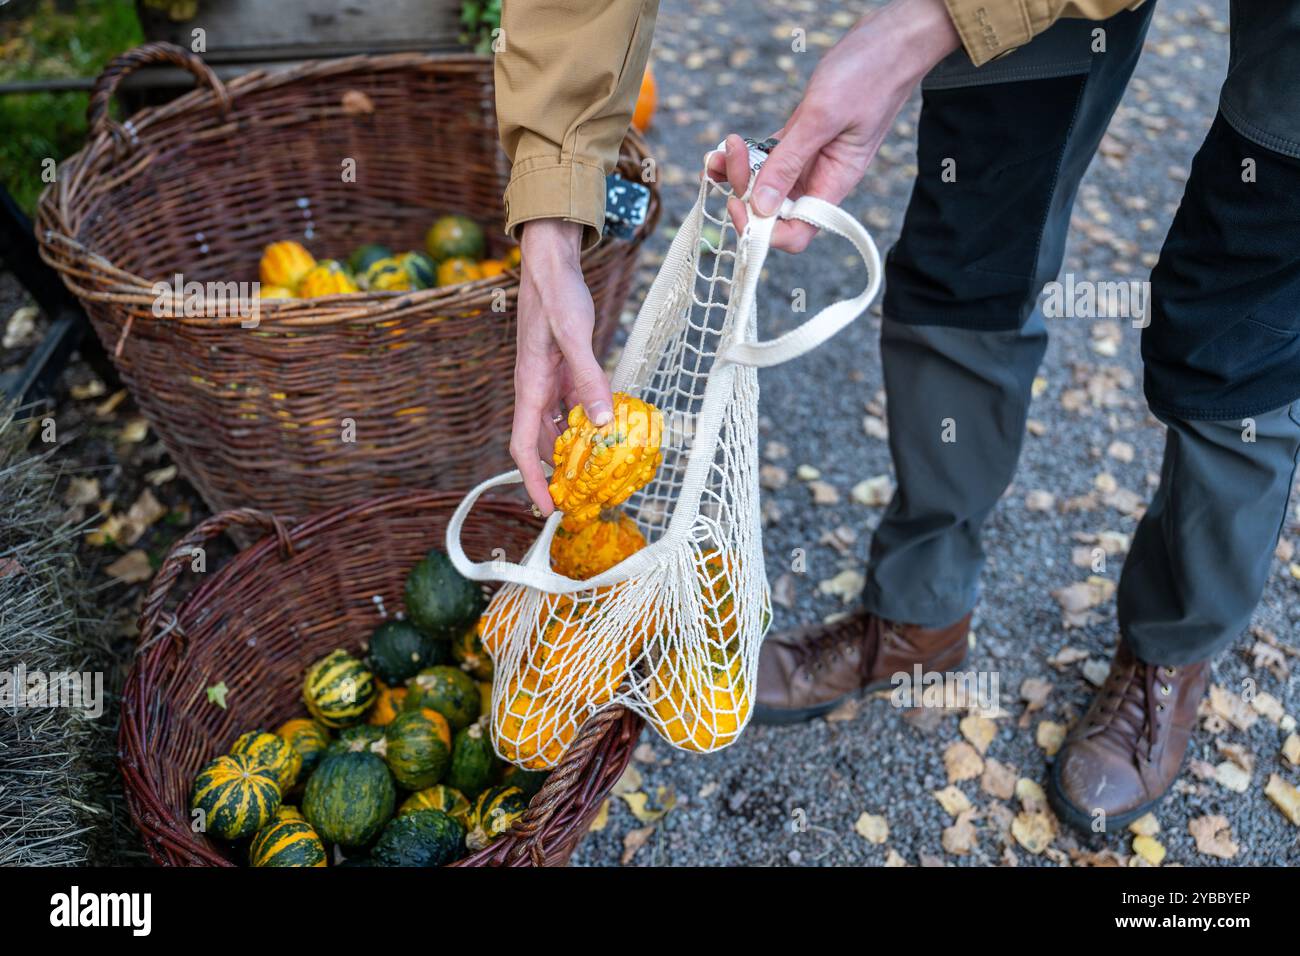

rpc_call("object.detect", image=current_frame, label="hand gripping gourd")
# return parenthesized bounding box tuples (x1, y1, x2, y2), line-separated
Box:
(548, 393, 664, 525)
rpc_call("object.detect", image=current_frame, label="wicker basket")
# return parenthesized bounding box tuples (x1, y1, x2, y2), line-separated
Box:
(121, 491, 642, 866)
(38, 43, 659, 521)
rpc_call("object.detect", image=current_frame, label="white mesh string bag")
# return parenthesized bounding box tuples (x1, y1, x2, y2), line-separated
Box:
(448, 144, 881, 767)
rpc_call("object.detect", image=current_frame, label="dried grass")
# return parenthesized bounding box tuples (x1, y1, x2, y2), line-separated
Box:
(0, 406, 115, 865)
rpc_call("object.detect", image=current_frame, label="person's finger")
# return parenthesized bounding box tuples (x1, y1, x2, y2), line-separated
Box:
(554, 319, 613, 426)
(538, 405, 566, 462)
(749, 112, 833, 217)
(724, 133, 752, 196)
(726, 195, 749, 238)
(771, 218, 821, 254)
(510, 423, 554, 516)
(705, 144, 728, 182)
(509, 368, 556, 514)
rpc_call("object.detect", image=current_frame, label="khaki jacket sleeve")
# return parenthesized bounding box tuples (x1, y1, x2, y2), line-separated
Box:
(943, 0, 1146, 66)
(495, 0, 659, 251)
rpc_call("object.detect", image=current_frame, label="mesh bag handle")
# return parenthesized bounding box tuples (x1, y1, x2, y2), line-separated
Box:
(445, 470, 661, 593)
(719, 194, 881, 367)
(447, 191, 880, 591)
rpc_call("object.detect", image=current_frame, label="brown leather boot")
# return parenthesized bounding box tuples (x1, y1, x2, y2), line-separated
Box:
(1048, 638, 1211, 832)
(753, 610, 973, 724)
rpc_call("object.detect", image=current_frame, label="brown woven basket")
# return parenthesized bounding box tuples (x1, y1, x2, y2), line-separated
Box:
(121, 491, 642, 866)
(38, 43, 659, 521)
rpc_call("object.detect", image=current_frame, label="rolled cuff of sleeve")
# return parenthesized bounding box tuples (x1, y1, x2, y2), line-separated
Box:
(943, 0, 1034, 66)
(503, 156, 607, 252)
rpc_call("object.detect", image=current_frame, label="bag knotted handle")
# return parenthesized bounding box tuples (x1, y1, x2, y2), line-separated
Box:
(138, 509, 294, 650)
(87, 41, 232, 157)
(719, 193, 882, 368)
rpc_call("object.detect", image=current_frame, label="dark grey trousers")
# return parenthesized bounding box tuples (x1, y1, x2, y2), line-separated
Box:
(864, 2, 1300, 664)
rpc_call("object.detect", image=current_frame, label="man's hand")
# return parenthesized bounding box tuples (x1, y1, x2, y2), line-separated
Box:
(708, 0, 960, 251)
(512, 218, 614, 515)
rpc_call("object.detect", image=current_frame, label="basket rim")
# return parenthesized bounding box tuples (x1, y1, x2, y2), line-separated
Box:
(36, 46, 659, 328)
(121, 490, 642, 867)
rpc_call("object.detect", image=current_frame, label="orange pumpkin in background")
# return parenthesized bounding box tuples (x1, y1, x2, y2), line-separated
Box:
(632, 65, 656, 133)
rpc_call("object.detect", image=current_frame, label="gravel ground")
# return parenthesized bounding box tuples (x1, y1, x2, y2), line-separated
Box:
(572, 0, 1300, 867)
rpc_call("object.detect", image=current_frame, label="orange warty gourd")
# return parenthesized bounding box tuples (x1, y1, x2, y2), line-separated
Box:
(259, 241, 316, 290)
(549, 393, 663, 525)
(549, 508, 646, 579)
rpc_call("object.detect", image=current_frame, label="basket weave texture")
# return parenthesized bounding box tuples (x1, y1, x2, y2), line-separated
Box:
(121, 491, 642, 866)
(38, 43, 659, 520)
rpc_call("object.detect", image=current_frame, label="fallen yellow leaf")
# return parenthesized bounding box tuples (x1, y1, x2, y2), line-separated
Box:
(1264, 773, 1300, 826)
(854, 812, 889, 844)
(1188, 814, 1239, 859)
(960, 713, 997, 755)
(943, 741, 984, 783)
(620, 787, 675, 824)
(105, 549, 152, 584)
(1128, 812, 1160, 837)
(1036, 720, 1067, 756)
(1011, 811, 1056, 855)
(933, 785, 972, 816)
(119, 418, 150, 443)
(1132, 834, 1166, 866)
(588, 799, 609, 832)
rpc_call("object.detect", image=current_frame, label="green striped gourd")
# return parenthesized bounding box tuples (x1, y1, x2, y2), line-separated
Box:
(303, 649, 376, 728)
(190, 754, 282, 840)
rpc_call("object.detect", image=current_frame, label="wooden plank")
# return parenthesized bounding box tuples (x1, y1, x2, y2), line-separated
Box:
(137, 0, 465, 62)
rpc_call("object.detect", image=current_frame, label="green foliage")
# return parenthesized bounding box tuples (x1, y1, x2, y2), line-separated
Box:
(0, 1, 143, 213)
(459, 0, 502, 55)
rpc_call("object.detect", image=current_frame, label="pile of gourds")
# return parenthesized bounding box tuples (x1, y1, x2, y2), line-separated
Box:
(543, 393, 755, 754)
(189, 550, 546, 867)
(257, 214, 519, 299)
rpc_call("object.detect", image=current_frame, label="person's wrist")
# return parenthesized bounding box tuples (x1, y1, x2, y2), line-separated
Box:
(859, 0, 962, 92)
(520, 218, 583, 269)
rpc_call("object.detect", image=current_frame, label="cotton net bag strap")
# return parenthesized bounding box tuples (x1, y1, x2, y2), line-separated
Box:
(447, 142, 882, 766)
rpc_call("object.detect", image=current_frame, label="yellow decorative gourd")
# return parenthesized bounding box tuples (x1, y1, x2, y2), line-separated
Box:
(298, 260, 359, 298)
(648, 644, 750, 753)
(549, 508, 646, 579)
(435, 256, 483, 287)
(494, 593, 646, 769)
(549, 393, 664, 525)
(259, 241, 316, 290)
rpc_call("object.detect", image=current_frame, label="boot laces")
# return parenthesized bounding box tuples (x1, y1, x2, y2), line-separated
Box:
(793, 622, 863, 674)
(1095, 661, 1175, 754)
